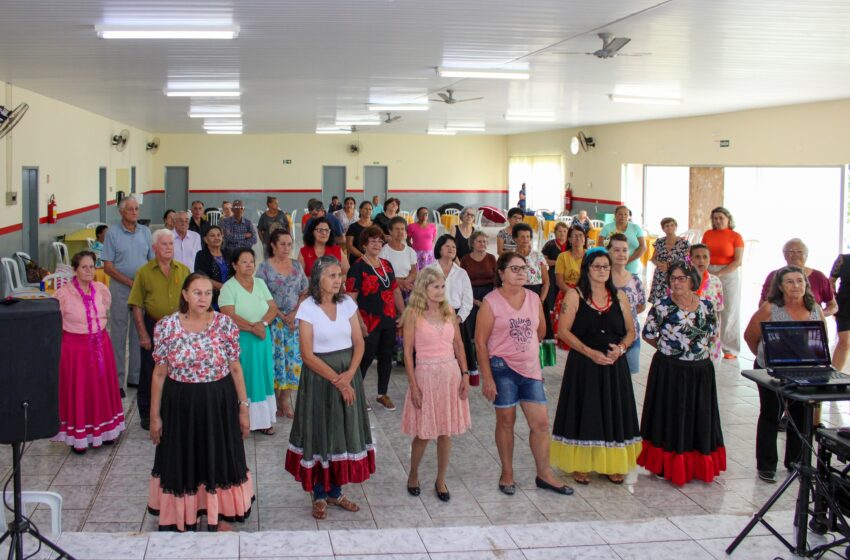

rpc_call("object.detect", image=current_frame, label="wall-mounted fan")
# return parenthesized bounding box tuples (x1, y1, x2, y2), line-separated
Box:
(348, 142, 360, 154)
(551, 32, 650, 59)
(382, 112, 401, 124)
(145, 137, 160, 153)
(578, 131, 595, 151)
(0, 103, 29, 140)
(430, 89, 484, 105)
(111, 129, 130, 152)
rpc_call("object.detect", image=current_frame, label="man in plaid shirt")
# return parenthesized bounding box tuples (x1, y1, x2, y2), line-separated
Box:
(221, 199, 258, 251)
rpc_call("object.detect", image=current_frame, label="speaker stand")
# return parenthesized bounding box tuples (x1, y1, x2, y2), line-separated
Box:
(0, 443, 75, 560)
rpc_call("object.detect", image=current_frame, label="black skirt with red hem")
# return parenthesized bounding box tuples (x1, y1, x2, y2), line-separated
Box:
(637, 353, 726, 485)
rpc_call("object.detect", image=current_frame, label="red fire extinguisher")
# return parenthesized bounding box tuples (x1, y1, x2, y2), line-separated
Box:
(47, 195, 58, 224)
(564, 185, 573, 213)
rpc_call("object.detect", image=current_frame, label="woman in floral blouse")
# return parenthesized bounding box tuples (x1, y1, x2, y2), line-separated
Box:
(256, 230, 309, 418)
(689, 243, 725, 365)
(147, 273, 253, 532)
(648, 217, 690, 303)
(346, 225, 405, 411)
(638, 261, 726, 486)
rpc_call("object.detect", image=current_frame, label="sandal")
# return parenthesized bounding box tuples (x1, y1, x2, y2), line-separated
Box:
(257, 427, 276, 436)
(572, 472, 590, 485)
(327, 495, 360, 512)
(607, 474, 625, 485)
(311, 499, 328, 520)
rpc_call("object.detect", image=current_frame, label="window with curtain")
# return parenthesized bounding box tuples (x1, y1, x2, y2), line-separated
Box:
(508, 155, 563, 212)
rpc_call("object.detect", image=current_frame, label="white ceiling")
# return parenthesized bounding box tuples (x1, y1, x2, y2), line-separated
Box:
(2, 0, 850, 135)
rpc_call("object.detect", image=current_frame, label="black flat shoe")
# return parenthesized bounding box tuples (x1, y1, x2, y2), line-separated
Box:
(498, 483, 516, 495)
(140, 417, 150, 431)
(407, 483, 421, 496)
(119, 388, 126, 398)
(435, 482, 450, 502)
(535, 476, 574, 495)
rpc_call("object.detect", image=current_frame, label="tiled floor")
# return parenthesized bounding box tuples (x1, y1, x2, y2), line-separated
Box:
(4, 330, 850, 558)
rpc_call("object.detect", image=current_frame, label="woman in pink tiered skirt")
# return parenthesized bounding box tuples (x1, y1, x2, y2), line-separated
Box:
(53, 250, 125, 453)
(401, 267, 471, 502)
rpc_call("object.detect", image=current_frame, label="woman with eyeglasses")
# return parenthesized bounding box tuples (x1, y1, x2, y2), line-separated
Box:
(551, 248, 641, 485)
(744, 265, 823, 483)
(300, 216, 348, 278)
(496, 207, 524, 255)
(475, 252, 573, 497)
(638, 261, 725, 486)
(453, 207, 477, 260)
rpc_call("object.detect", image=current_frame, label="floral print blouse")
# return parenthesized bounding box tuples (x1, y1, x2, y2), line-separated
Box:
(255, 259, 308, 314)
(643, 296, 718, 361)
(649, 237, 691, 303)
(615, 273, 646, 334)
(699, 272, 725, 363)
(345, 258, 398, 333)
(522, 251, 547, 286)
(153, 312, 240, 383)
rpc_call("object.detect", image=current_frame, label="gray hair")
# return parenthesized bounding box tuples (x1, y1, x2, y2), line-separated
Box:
(118, 196, 139, 211)
(308, 255, 346, 304)
(175, 210, 190, 219)
(152, 228, 174, 245)
(783, 238, 808, 258)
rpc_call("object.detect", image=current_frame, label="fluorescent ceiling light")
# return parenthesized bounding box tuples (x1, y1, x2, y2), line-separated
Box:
(335, 118, 380, 126)
(316, 127, 351, 135)
(436, 67, 529, 80)
(168, 81, 240, 90)
(190, 112, 242, 118)
(207, 130, 243, 135)
(165, 90, 241, 97)
(367, 104, 429, 112)
(609, 94, 681, 105)
(427, 129, 456, 136)
(446, 126, 486, 132)
(504, 112, 556, 122)
(95, 25, 239, 39)
(204, 125, 243, 130)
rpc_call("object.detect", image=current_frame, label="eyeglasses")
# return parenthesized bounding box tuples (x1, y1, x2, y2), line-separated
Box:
(507, 265, 530, 274)
(232, 205, 244, 209)
(367, 238, 384, 244)
(669, 275, 689, 283)
(783, 250, 804, 255)
(463, 213, 475, 218)
(590, 265, 611, 272)
(314, 228, 331, 234)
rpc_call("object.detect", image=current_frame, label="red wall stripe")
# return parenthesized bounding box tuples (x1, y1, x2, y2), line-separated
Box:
(0, 223, 22, 235)
(572, 196, 622, 206)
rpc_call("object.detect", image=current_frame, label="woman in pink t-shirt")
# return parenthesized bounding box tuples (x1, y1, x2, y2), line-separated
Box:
(53, 250, 125, 453)
(475, 252, 573, 497)
(407, 206, 437, 270)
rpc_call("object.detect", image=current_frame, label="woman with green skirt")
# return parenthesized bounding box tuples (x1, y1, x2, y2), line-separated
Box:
(285, 255, 374, 521)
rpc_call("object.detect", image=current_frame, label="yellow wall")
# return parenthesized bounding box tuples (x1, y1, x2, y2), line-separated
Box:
(0, 83, 153, 229)
(507, 98, 850, 202)
(151, 133, 507, 191)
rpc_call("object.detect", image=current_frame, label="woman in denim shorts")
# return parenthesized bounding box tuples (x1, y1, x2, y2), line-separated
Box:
(475, 252, 573, 497)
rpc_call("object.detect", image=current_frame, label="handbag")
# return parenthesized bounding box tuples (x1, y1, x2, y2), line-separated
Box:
(539, 339, 557, 368)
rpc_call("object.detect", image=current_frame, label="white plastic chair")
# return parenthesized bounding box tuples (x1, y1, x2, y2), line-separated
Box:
(1, 258, 46, 298)
(86, 238, 96, 250)
(589, 219, 605, 229)
(557, 215, 573, 226)
(13, 252, 40, 288)
(432, 209, 441, 226)
(290, 209, 298, 225)
(205, 210, 222, 226)
(398, 210, 410, 220)
(474, 209, 484, 230)
(41, 273, 72, 292)
(445, 208, 461, 217)
(85, 222, 107, 230)
(3, 491, 63, 537)
(52, 242, 70, 268)
(681, 229, 703, 245)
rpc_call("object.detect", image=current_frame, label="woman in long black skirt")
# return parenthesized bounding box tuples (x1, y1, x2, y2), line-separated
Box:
(638, 261, 726, 486)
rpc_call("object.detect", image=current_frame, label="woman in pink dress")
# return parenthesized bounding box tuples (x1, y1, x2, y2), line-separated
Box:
(53, 250, 125, 453)
(408, 206, 438, 270)
(401, 267, 471, 502)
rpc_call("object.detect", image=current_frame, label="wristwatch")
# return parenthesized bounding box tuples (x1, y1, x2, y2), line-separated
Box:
(238, 400, 250, 408)
(618, 344, 627, 356)
(262, 320, 269, 327)
(461, 370, 469, 376)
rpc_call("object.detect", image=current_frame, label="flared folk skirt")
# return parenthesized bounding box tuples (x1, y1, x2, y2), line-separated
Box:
(285, 347, 376, 492)
(239, 330, 277, 430)
(147, 376, 254, 531)
(401, 356, 471, 440)
(637, 353, 726, 486)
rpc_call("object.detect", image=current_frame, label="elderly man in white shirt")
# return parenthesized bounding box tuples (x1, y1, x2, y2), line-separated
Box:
(171, 210, 202, 271)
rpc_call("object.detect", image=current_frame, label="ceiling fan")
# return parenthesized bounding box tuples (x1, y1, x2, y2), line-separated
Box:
(551, 32, 650, 59)
(430, 89, 484, 105)
(382, 112, 402, 124)
(0, 103, 29, 140)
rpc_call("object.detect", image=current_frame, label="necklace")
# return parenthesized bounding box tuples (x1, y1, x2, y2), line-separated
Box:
(673, 293, 698, 310)
(72, 277, 105, 377)
(366, 256, 391, 288)
(588, 290, 612, 313)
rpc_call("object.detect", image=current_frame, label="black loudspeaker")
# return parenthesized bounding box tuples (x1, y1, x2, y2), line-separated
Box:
(0, 298, 61, 444)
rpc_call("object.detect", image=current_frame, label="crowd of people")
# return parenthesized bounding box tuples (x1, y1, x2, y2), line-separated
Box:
(48, 193, 850, 532)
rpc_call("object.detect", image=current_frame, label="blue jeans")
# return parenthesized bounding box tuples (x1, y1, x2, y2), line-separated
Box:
(489, 357, 547, 408)
(625, 338, 641, 374)
(312, 483, 342, 500)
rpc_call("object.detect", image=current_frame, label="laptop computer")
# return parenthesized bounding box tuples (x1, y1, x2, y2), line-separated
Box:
(761, 321, 850, 387)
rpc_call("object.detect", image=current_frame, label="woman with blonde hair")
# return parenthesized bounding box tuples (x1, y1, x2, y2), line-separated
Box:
(401, 267, 471, 501)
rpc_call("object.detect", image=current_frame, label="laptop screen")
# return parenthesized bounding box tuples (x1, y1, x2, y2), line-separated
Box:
(761, 321, 831, 368)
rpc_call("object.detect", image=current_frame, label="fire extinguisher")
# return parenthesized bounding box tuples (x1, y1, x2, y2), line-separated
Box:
(47, 195, 58, 224)
(564, 185, 573, 213)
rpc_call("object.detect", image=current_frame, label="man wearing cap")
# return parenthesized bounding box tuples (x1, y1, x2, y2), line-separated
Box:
(221, 199, 258, 251)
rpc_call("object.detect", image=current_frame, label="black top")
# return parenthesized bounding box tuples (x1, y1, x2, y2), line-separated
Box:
(194, 248, 232, 307)
(374, 213, 392, 236)
(541, 239, 567, 290)
(189, 217, 211, 239)
(453, 225, 473, 260)
(345, 258, 398, 333)
(570, 290, 626, 352)
(831, 254, 850, 317)
(346, 221, 368, 265)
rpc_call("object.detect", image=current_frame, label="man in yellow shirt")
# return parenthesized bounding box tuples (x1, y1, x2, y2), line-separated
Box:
(128, 229, 190, 429)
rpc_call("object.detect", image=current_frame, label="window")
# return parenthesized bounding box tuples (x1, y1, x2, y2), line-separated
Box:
(508, 155, 563, 212)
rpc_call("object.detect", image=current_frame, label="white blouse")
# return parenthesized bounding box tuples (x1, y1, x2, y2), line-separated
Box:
(427, 262, 473, 321)
(295, 295, 359, 353)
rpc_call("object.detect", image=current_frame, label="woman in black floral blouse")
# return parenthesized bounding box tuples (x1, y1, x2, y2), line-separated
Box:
(345, 225, 405, 411)
(638, 261, 725, 486)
